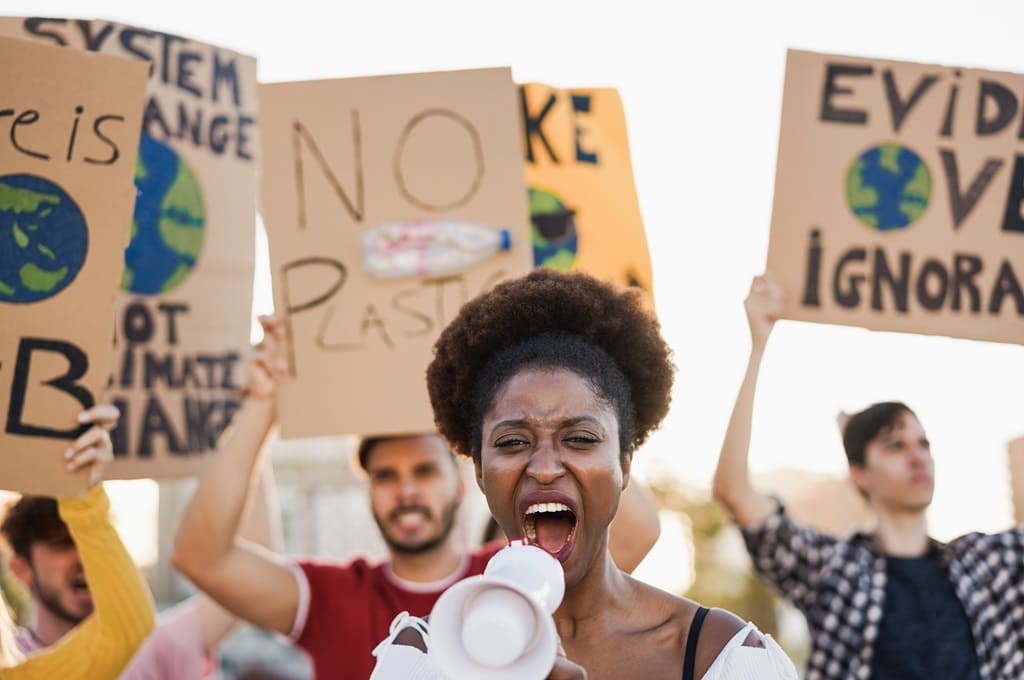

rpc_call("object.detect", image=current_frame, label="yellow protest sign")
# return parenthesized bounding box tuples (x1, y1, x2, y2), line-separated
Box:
(0, 35, 147, 496)
(520, 84, 653, 305)
(768, 49, 1024, 344)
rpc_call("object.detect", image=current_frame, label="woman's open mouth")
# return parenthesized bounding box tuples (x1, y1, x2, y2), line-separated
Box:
(522, 499, 578, 562)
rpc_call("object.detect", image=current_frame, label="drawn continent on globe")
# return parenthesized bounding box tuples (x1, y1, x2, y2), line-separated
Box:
(122, 135, 207, 295)
(0, 174, 88, 304)
(845, 142, 932, 231)
(529, 186, 579, 270)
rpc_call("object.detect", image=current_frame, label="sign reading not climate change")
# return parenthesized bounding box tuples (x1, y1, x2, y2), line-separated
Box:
(0, 18, 260, 478)
(768, 49, 1024, 344)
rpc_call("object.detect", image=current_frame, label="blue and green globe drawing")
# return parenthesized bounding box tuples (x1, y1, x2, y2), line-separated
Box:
(122, 135, 206, 295)
(0, 174, 87, 304)
(529, 186, 578, 270)
(845, 142, 931, 231)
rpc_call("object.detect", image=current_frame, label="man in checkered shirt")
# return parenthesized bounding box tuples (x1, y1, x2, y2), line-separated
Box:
(712, 274, 1024, 680)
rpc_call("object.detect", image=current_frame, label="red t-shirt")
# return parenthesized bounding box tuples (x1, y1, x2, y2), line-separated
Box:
(292, 543, 502, 679)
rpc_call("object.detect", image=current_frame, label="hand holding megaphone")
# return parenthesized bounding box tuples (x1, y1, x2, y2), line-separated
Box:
(550, 639, 588, 679)
(428, 540, 566, 679)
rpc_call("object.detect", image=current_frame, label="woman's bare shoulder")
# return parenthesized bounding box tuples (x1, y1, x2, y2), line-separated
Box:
(624, 579, 764, 676)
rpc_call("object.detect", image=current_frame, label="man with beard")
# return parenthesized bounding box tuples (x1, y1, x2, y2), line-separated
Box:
(2, 495, 94, 651)
(173, 317, 660, 680)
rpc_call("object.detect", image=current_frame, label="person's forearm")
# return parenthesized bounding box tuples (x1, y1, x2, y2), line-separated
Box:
(194, 453, 283, 652)
(609, 481, 660, 573)
(172, 397, 274, 579)
(239, 453, 283, 550)
(171, 395, 300, 637)
(713, 340, 774, 524)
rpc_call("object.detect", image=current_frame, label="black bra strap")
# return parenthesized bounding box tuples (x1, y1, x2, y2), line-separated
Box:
(682, 606, 710, 680)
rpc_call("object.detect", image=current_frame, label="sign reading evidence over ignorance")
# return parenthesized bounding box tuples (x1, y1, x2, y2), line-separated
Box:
(768, 49, 1024, 344)
(0, 35, 147, 496)
(0, 17, 260, 478)
(260, 68, 531, 439)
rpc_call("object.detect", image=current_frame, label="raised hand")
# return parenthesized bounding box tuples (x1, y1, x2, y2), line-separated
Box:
(247, 315, 288, 402)
(744, 273, 783, 348)
(67, 405, 119, 487)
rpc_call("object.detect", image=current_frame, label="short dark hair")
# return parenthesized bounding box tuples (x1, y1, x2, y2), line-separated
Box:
(1, 497, 69, 561)
(427, 269, 674, 461)
(356, 435, 456, 471)
(842, 401, 916, 467)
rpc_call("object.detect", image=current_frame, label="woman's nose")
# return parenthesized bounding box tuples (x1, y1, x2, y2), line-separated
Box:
(526, 443, 566, 484)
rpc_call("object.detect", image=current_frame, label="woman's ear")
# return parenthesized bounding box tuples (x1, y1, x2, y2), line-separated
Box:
(8, 553, 32, 587)
(474, 453, 484, 491)
(620, 450, 633, 490)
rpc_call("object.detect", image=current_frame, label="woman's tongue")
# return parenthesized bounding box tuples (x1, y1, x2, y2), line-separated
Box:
(534, 513, 573, 554)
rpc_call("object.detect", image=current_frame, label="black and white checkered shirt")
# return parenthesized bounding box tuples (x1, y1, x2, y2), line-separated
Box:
(741, 504, 1024, 679)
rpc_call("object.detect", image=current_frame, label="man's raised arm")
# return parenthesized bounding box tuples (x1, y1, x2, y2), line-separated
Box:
(172, 317, 298, 635)
(712, 274, 780, 528)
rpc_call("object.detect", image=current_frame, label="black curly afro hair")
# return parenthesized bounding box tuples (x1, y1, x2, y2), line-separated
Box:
(426, 269, 674, 461)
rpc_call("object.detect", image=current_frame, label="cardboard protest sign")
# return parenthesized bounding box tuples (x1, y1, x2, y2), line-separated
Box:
(520, 84, 654, 305)
(0, 18, 260, 478)
(260, 68, 531, 438)
(0, 36, 147, 496)
(768, 50, 1024, 344)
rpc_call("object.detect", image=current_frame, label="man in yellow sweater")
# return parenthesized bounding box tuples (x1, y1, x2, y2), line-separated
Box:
(0, 405, 156, 678)
(2, 417, 280, 679)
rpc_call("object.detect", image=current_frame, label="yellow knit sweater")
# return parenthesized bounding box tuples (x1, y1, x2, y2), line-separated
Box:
(1, 485, 156, 679)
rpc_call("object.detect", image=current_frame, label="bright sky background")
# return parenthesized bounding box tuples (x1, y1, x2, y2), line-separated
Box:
(10, 0, 1024, 555)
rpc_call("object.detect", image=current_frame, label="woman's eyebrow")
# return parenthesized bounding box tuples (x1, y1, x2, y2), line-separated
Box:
(561, 416, 604, 428)
(489, 415, 606, 435)
(489, 418, 530, 435)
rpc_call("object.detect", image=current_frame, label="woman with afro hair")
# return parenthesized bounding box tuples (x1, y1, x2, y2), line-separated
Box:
(372, 269, 796, 679)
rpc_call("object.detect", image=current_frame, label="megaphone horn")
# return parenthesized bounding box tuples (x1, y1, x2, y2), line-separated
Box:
(428, 541, 565, 679)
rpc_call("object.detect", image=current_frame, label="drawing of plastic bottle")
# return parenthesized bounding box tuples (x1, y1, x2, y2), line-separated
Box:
(360, 220, 513, 279)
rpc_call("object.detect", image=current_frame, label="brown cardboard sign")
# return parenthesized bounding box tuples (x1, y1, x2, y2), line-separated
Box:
(0, 35, 147, 496)
(768, 49, 1024, 344)
(0, 17, 260, 478)
(260, 68, 531, 439)
(520, 84, 654, 306)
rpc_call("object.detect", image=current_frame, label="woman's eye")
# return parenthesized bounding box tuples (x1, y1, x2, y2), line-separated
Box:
(494, 437, 528, 448)
(565, 434, 600, 446)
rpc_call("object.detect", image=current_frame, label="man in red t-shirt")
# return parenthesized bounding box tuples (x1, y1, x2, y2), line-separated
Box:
(289, 434, 503, 679)
(172, 318, 660, 679)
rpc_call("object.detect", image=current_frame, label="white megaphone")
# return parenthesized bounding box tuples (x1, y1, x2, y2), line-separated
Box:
(428, 540, 565, 680)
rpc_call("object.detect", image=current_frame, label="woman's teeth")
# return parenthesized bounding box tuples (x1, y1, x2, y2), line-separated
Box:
(523, 502, 574, 544)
